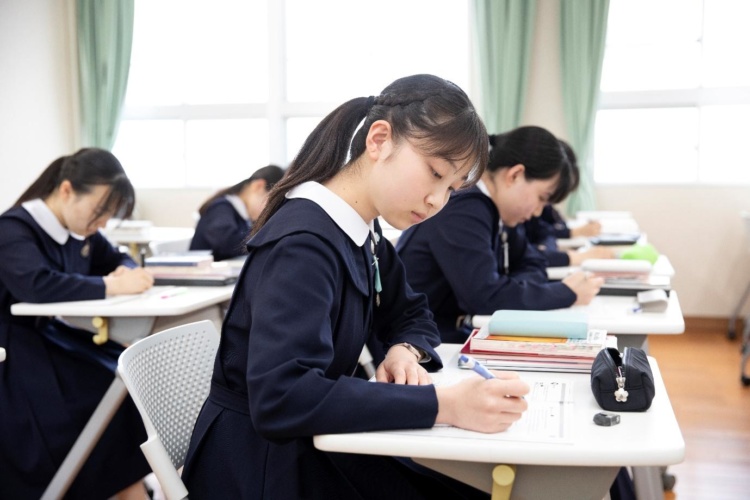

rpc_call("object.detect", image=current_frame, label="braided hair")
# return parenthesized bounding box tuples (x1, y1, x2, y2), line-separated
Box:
(252, 74, 488, 234)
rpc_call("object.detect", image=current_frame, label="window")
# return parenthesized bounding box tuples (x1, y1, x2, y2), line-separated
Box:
(594, 0, 750, 185)
(114, 0, 470, 188)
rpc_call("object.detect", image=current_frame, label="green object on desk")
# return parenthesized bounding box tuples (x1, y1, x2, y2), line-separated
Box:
(619, 243, 659, 265)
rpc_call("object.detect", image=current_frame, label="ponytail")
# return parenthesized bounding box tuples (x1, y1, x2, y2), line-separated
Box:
(252, 74, 488, 235)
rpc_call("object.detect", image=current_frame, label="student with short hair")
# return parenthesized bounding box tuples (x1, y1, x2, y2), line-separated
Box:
(396, 126, 603, 343)
(182, 74, 529, 499)
(190, 164, 285, 261)
(0, 148, 153, 499)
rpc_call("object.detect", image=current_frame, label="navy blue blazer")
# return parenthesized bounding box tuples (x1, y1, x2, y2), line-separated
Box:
(396, 187, 576, 343)
(182, 199, 482, 499)
(190, 197, 251, 261)
(0, 206, 149, 499)
(523, 205, 572, 267)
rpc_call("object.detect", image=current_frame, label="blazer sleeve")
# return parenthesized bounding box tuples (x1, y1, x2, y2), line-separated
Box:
(0, 217, 107, 302)
(427, 196, 576, 313)
(244, 233, 439, 440)
(369, 231, 442, 370)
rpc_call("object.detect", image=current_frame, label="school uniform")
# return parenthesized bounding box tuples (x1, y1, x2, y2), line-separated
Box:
(190, 195, 252, 261)
(182, 182, 486, 500)
(0, 200, 150, 499)
(396, 184, 576, 343)
(523, 205, 571, 267)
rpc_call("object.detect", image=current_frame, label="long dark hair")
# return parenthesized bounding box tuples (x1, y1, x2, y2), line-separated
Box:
(252, 74, 488, 235)
(14, 148, 135, 223)
(487, 126, 568, 183)
(197, 164, 285, 217)
(548, 139, 580, 204)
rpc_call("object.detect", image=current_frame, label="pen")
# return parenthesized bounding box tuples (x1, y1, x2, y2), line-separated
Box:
(159, 287, 188, 299)
(459, 354, 495, 379)
(140, 248, 147, 267)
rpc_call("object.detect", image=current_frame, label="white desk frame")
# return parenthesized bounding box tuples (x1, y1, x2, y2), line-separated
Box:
(314, 344, 685, 499)
(11, 286, 233, 499)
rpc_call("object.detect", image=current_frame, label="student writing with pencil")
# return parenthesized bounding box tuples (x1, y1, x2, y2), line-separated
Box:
(182, 74, 529, 499)
(0, 148, 153, 499)
(396, 126, 603, 343)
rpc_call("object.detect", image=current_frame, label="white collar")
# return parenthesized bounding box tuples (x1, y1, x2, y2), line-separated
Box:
(286, 181, 372, 247)
(21, 199, 79, 244)
(225, 194, 250, 220)
(476, 178, 490, 197)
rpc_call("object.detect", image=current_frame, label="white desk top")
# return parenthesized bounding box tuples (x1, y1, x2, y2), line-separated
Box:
(547, 254, 675, 281)
(101, 226, 195, 245)
(472, 291, 684, 335)
(314, 344, 685, 467)
(10, 285, 234, 318)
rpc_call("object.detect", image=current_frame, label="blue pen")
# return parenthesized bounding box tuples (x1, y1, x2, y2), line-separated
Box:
(459, 354, 495, 380)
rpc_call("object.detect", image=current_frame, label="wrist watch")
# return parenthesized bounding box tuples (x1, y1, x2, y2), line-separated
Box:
(394, 342, 424, 362)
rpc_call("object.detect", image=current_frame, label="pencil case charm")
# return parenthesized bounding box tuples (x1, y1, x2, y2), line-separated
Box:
(590, 347, 655, 412)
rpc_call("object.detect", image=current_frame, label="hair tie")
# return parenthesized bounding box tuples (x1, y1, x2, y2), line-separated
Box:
(366, 95, 376, 113)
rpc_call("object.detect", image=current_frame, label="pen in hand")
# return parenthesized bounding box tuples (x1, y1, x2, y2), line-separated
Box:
(459, 354, 495, 379)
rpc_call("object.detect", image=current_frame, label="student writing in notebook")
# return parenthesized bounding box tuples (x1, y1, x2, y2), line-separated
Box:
(189, 164, 285, 261)
(181, 74, 529, 500)
(396, 126, 603, 343)
(0, 148, 153, 499)
(521, 140, 614, 267)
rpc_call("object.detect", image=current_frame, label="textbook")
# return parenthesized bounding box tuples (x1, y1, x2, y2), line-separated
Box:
(148, 261, 240, 286)
(145, 252, 213, 267)
(483, 309, 589, 339)
(468, 327, 609, 357)
(580, 258, 652, 277)
(599, 274, 672, 296)
(461, 328, 617, 373)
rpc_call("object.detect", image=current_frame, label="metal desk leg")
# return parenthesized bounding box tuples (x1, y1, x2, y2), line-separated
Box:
(41, 377, 128, 500)
(632, 465, 664, 500)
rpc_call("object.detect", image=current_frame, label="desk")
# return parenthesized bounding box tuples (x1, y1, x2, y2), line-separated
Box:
(11, 286, 233, 499)
(101, 225, 195, 257)
(546, 254, 675, 281)
(314, 344, 685, 499)
(11, 285, 234, 345)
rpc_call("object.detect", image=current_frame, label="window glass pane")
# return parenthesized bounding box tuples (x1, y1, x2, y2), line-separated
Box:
(286, 117, 323, 163)
(285, 0, 469, 102)
(113, 120, 185, 188)
(606, 0, 702, 45)
(594, 108, 699, 184)
(185, 119, 270, 187)
(127, 0, 268, 106)
(600, 43, 701, 91)
(699, 105, 750, 183)
(702, 0, 750, 87)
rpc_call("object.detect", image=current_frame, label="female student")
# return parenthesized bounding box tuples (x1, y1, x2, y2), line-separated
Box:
(189, 164, 285, 260)
(181, 74, 529, 499)
(0, 148, 154, 499)
(522, 141, 614, 267)
(396, 126, 603, 343)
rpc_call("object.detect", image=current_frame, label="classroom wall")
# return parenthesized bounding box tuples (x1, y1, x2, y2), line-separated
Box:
(0, 0, 77, 208)
(2, 0, 749, 319)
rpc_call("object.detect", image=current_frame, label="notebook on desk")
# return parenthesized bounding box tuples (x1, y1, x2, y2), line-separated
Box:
(599, 275, 672, 296)
(153, 275, 238, 286)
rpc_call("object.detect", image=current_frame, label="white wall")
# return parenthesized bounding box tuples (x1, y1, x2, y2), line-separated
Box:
(0, 0, 77, 209)
(3, 0, 749, 318)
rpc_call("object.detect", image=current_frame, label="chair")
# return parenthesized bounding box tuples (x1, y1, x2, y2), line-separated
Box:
(117, 320, 220, 500)
(727, 211, 750, 340)
(148, 238, 193, 256)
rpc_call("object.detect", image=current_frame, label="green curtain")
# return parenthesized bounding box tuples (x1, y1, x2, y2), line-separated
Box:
(559, 0, 610, 215)
(77, 0, 135, 149)
(472, 0, 537, 134)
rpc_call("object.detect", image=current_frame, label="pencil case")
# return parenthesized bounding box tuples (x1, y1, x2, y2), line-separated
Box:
(590, 347, 655, 412)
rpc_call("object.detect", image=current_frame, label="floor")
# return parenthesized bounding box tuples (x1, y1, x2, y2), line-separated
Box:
(648, 328, 750, 500)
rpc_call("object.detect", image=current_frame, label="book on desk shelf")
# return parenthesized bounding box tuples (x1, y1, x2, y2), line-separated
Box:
(144, 251, 213, 267)
(461, 327, 617, 373)
(148, 261, 240, 286)
(599, 274, 672, 296)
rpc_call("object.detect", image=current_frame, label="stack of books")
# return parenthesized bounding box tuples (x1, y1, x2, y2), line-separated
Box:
(581, 259, 671, 296)
(145, 252, 240, 286)
(459, 310, 616, 373)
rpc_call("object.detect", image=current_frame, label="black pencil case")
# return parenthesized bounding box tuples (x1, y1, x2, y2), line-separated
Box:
(590, 347, 655, 412)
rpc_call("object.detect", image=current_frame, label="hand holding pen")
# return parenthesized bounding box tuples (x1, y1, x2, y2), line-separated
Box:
(433, 355, 529, 433)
